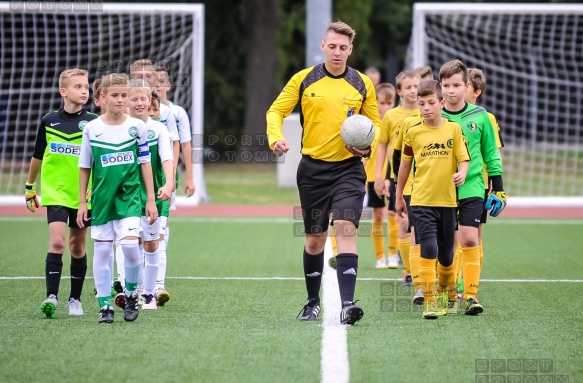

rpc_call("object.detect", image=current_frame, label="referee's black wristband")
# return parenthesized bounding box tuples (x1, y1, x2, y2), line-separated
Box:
(362, 149, 372, 158)
(489, 175, 504, 192)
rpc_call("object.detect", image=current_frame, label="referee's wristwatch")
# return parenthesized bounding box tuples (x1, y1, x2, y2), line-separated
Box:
(362, 148, 372, 158)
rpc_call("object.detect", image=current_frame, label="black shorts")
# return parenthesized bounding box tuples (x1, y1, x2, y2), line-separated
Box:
(480, 189, 489, 224)
(386, 178, 396, 212)
(410, 206, 457, 248)
(458, 197, 484, 228)
(366, 182, 385, 208)
(404, 195, 414, 232)
(47, 206, 91, 228)
(297, 155, 366, 235)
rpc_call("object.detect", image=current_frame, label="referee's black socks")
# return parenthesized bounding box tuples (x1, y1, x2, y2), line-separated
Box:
(336, 253, 358, 304)
(303, 248, 324, 303)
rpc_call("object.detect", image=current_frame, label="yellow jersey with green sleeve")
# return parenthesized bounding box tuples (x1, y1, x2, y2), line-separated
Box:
(32, 108, 98, 209)
(78, 115, 150, 225)
(394, 115, 423, 196)
(266, 64, 380, 162)
(482, 111, 504, 184)
(402, 120, 470, 207)
(379, 105, 419, 178)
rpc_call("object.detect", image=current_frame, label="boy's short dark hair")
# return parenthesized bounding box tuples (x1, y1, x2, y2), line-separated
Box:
(395, 70, 420, 90)
(92, 76, 102, 98)
(375, 83, 396, 103)
(467, 68, 486, 103)
(150, 89, 161, 105)
(414, 65, 433, 81)
(439, 59, 467, 83)
(417, 80, 443, 101)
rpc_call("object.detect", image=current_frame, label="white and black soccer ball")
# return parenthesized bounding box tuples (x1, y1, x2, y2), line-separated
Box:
(340, 114, 375, 150)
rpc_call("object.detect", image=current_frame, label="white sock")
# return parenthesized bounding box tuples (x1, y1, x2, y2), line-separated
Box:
(109, 244, 114, 285)
(144, 250, 159, 295)
(156, 239, 167, 289)
(121, 239, 140, 295)
(94, 242, 113, 299)
(137, 244, 145, 291)
(115, 239, 125, 283)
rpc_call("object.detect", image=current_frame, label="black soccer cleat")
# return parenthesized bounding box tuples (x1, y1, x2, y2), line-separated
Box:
(112, 280, 124, 294)
(296, 299, 321, 321)
(340, 301, 364, 325)
(124, 291, 140, 322)
(98, 306, 114, 324)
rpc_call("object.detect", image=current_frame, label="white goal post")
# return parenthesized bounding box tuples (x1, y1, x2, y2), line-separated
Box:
(410, 3, 583, 207)
(0, 2, 207, 206)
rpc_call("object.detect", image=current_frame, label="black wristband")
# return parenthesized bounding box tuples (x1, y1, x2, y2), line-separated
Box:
(489, 175, 504, 191)
(362, 149, 372, 158)
(25, 183, 33, 190)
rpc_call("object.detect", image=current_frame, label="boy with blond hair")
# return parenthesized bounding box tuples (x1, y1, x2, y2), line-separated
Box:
(127, 79, 174, 309)
(374, 70, 421, 271)
(26, 68, 98, 318)
(363, 83, 396, 268)
(77, 73, 160, 323)
(440, 60, 506, 315)
(395, 80, 470, 319)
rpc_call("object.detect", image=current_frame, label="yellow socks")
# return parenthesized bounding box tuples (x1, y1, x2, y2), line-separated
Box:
(419, 257, 437, 302)
(479, 240, 484, 269)
(388, 214, 399, 256)
(437, 261, 456, 299)
(398, 237, 411, 272)
(454, 242, 463, 281)
(409, 244, 421, 290)
(372, 221, 385, 261)
(462, 245, 482, 298)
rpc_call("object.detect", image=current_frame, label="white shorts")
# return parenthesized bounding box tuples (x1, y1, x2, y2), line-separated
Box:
(158, 216, 168, 235)
(91, 217, 141, 241)
(140, 216, 161, 241)
(170, 189, 176, 211)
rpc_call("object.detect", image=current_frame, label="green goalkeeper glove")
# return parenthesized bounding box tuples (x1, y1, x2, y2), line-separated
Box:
(485, 191, 507, 217)
(25, 182, 40, 213)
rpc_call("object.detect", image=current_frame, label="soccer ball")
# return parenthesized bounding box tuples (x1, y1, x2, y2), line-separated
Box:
(340, 114, 375, 150)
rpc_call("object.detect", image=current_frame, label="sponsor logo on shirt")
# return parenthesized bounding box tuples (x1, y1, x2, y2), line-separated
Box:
(421, 142, 449, 158)
(100, 151, 134, 167)
(50, 142, 81, 156)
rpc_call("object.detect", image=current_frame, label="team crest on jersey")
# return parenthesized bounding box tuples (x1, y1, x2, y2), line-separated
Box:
(78, 120, 88, 131)
(148, 130, 155, 139)
(128, 126, 139, 138)
(447, 139, 453, 148)
(466, 121, 478, 133)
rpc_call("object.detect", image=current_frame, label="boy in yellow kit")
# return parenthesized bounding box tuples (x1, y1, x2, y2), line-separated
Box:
(395, 80, 470, 319)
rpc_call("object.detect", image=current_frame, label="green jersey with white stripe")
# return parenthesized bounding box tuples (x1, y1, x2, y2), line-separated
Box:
(78, 115, 151, 225)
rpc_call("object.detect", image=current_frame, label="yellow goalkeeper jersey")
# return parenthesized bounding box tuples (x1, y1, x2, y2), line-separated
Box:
(266, 64, 380, 162)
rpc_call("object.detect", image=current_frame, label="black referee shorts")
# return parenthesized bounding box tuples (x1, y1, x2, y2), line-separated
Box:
(47, 205, 91, 228)
(297, 155, 366, 235)
(410, 205, 457, 248)
(366, 182, 385, 208)
(458, 197, 484, 228)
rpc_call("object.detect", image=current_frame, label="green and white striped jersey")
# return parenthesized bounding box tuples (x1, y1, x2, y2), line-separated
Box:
(78, 115, 150, 225)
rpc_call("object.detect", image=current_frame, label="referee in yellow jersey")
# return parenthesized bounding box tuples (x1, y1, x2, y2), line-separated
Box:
(266, 21, 381, 325)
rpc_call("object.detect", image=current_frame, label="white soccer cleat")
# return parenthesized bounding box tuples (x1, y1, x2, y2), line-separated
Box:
(375, 257, 388, 269)
(65, 298, 84, 316)
(387, 255, 400, 269)
(142, 294, 157, 310)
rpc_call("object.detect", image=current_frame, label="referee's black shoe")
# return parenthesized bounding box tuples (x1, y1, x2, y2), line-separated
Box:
(297, 299, 320, 321)
(340, 301, 364, 325)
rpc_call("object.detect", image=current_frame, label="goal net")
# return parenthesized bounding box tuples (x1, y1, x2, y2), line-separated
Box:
(0, 2, 207, 205)
(409, 3, 583, 206)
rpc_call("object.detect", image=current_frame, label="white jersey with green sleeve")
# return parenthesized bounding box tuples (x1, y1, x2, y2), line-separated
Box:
(158, 103, 180, 143)
(78, 115, 151, 225)
(169, 101, 191, 144)
(142, 118, 173, 217)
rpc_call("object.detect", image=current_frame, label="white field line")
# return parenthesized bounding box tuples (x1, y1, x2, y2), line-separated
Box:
(321, 236, 349, 383)
(1, 276, 582, 282)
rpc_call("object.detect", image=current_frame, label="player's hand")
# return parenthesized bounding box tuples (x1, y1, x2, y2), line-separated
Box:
(184, 179, 195, 198)
(273, 140, 289, 157)
(158, 183, 173, 201)
(395, 197, 408, 218)
(485, 191, 507, 217)
(373, 178, 386, 198)
(345, 145, 371, 157)
(25, 182, 40, 213)
(452, 171, 466, 186)
(145, 200, 158, 225)
(77, 203, 88, 228)
(383, 179, 391, 197)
